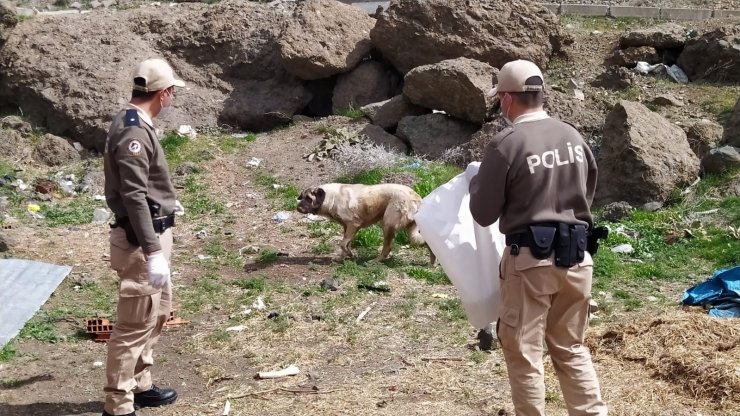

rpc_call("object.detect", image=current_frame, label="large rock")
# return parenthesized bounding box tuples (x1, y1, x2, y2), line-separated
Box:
(359, 124, 408, 154)
(279, 0, 375, 80)
(686, 119, 723, 159)
(0, 3, 312, 151)
(595, 101, 699, 205)
(332, 61, 391, 113)
(725, 97, 740, 147)
(619, 23, 687, 49)
(370, 0, 567, 74)
(0, 230, 15, 252)
(0, 0, 17, 46)
(397, 113, 479, 159)
(403, 57, 497, 124)
(360, 95, 428, 131)
(0, 129, 33, 163)
(544, 89, 604, 144)
(677, 25, 740, 83)
(465, 117, 509, 163)
(33, 133, 81, 166)
(607, 46, 660, 67)
(701, 146, 740, 175)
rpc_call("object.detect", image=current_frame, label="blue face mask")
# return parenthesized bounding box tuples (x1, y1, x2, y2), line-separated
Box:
(157, 89, 174, 119)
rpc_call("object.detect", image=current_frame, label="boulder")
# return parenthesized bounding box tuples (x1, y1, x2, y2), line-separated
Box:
(33, 133, 82, 166)
(370, 0, 567, 74)
(360, 95, 428, 131)
(465, 117, 510, 163)
(397, 113, 479, 159)
(403, 57, 497, 124)
(607, 46, 661, 68)
(0, 0, 17, 46)
(725, 97, 740, 147)
(595, 101, 699, 205)
(0, 129, 33, 163)
(332, 61, 391, 114)
(0, 230, 15, 252)
(701, 146, 740, 175)
(650, 94, 683, 107)
(591, 66, 635, 90)
(601, 201, 633, 222)
(279, 0, 375, 80)
(543, 89, 604, 144)
(678, 25, 740, 83)
(359, 124, 408, 154)
(0, 3, 312, 151)
(619, 23, 687, 49)
(686, 119, 723, 159)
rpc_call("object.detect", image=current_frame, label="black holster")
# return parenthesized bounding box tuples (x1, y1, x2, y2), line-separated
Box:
(111, 217, 141, 247)
(554, 223, 586, 268)
(587, 226, 609, 255)
(507, 223, 587, 268)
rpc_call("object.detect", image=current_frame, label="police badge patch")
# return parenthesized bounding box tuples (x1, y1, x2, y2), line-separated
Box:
(127, 140, 142, 155)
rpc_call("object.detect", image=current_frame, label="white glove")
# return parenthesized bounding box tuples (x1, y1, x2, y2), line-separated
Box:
(174, 200, 185, 216)
(146, 252, 171, 289)
(465, 162, 481, 183)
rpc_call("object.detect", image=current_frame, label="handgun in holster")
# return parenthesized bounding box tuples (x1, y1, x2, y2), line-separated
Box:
(110, 200, 163, 247)
(586, 226, 609, 255)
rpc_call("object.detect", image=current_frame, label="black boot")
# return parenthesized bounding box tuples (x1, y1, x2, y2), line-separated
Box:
(477, 328, 494, 351)
(133, 384, 178, 409)
(102, 411, 136, 416)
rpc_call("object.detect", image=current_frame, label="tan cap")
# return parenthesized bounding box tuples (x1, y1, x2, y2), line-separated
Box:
(132, 58, 185, 92)
(488, 59, 544, 96)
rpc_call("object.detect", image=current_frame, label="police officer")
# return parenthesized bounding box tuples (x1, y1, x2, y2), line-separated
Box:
(468, 60, 607, 416)
(102, 58, 185, 416)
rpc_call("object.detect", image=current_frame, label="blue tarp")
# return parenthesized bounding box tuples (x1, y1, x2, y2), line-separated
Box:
(682, 266, 740, 318)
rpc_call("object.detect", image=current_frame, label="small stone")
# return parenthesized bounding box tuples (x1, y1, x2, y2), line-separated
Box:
(92, 208, 110, 223)
(73, 142, 84, 152)
(477, 328, 494, 351)
(267, 311, 280, 319)
(647, 296, 658, 302)
(0, 231, 15, 252)
(641, 201, 663, 212)
(320, 278, 340, 291)
(611, 243, 634, 254)
(90, 0, 101, 8)
(651, 94, 684, 107)
(70, 1, 82, 9)
(195, 230, 208, 239)
(92, 361, 103, 368)
(174, 162, 199, 176)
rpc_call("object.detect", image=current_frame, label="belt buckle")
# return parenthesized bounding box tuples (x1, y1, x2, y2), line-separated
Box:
(510, 244, 520, 256)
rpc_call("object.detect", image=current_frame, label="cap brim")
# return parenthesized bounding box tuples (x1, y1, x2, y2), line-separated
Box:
(487, 86, 498, 97)
(173, 79, 186, 88)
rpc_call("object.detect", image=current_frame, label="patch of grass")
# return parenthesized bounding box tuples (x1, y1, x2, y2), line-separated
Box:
(469, 350, 488, 364)
(352, 226, 383, 248)
(41, 197, 101, 227)
(404, 266, 450, 285)
(312, 241, 334, 255)
(559, 14, 661, 32)
(700, 87, 739, 126)
(256, 248, 280, 265)
(183, 175, 225, 216)
(0, 160, 14, 177)
(267, 314, 291, 333)
(411, 163, 461, 198)
(438, 298, 467, 322)
(233, 276, 267, 292)
(614, 85, 642, 102)
(334, 260, 389, 290)
(179, 273, 226, 314)
(19, 320, 61, 343)
(217, 133, 257, 153)
(337, 169, 385, 185)
(0, 343, 17, 362)
(0, 378, 21, 388)
(337, 106, 365, 119)
(205, 240, 226, 257)
(254, 173, 300, 211)
(160, 132, 189, 164)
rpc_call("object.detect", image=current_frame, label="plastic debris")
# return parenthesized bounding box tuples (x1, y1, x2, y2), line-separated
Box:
(225, 325, 247, 332)
(247, 157, 262, 168)
(27, 203, 41, 213)
(273, 211, 291, 223)
(251, 296, 266, 310)
(611, 244, 634, 254)
(256, 364, 300, 380)
(666, 64, 689, 84)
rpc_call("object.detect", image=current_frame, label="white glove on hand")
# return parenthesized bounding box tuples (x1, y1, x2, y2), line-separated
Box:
(174, 200, 185, 216)
(465, 162, 481, 183)
(146, 252, 171, 289)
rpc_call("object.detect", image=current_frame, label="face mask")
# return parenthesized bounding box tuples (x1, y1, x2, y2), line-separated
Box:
(157, 89, 174, 119)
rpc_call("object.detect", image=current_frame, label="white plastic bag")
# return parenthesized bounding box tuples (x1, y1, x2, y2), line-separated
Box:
(415, 169, 506, 329)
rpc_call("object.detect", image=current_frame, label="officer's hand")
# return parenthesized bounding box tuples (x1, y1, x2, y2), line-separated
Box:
(146, 252, 171, 289)
(465, 162, 481, 183)
(174, 200, 185, 216)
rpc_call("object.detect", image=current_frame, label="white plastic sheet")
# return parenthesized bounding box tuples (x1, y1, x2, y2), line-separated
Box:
(415, 170, 506, 329)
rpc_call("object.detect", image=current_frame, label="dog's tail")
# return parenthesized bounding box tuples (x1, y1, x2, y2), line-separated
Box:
(406, 220, 426, 246)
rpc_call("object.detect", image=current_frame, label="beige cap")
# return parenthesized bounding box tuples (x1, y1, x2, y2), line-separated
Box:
(489, 59, 544, 96)
(132, 58, 185, 92)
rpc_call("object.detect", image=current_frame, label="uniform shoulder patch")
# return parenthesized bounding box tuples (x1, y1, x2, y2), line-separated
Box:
(120, 137, 148, 157)
(124, 109, 140, 127)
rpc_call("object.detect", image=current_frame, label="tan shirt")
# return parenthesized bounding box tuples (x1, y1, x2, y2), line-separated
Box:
(469, 112, 597, 235)
(104, 105, 177, 254)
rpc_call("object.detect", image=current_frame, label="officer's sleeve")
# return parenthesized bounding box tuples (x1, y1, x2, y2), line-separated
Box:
(469, 143, 509, 227)
(584, 144, 598, 206)
(114, 133, 162, 254)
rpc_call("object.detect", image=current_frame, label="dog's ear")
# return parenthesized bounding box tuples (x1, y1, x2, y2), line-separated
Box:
(313, 187, 326, 206)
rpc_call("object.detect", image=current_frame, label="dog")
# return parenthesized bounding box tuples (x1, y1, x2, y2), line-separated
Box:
(297, 183, 436, 264)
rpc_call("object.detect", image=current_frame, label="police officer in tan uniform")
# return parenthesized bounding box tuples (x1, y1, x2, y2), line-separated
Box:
(102, 58, 185, 416)
(468, 60, 608, 416)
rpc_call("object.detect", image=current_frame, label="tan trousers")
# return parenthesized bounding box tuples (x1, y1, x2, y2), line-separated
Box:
(498, 247, 607, 416)
(104, 227, 173, 415)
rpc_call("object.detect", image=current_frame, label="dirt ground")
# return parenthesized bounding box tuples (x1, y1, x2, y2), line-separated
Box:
(2, 14, 740, 416)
